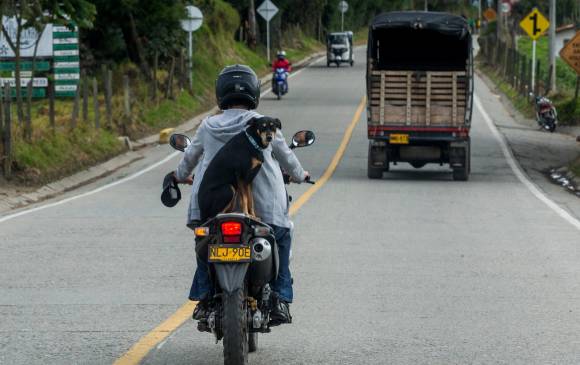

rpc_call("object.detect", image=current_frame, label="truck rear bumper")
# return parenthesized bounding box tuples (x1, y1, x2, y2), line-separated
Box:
(368, 125, 469, 142)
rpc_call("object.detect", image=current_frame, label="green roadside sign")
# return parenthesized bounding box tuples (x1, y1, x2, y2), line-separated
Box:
(0, 88, 46, 98)
(0, 61, 51, 72)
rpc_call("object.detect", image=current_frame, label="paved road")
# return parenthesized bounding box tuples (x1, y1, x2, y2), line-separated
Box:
(1, 47, 580, 365)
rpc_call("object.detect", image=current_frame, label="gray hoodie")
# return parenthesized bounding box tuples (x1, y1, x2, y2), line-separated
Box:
(176, 108, 306, 228)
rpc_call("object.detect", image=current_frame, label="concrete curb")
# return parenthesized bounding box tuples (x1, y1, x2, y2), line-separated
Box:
(0, 50, 325, 214)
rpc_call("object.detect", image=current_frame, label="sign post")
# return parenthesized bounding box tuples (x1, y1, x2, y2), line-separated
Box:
(181, 5, 203, 92)
(338, 1, 349, 32)
(519, 8, 550, 93)
(257, 0, 278, 62)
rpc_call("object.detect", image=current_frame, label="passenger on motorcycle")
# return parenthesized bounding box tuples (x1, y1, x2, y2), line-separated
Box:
(174, 64, 309, 325)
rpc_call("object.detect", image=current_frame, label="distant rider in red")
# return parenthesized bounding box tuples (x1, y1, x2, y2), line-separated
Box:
(272, 50, 292, 72)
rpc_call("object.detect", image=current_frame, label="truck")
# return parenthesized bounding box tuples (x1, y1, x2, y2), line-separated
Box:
(327, 31, 354, 67)
(366, 12, 474, 180)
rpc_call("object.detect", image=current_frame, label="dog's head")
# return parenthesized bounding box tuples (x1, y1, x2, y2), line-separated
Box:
(247, 117, 282, 148)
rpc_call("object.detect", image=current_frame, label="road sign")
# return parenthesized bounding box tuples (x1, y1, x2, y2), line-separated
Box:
(338, 1, 348, 13)
(181, 5, 203, 32)
(501, 1, 511, 14)
(0, 77, 48, 87)
(483, 8, 496, 21)
(520, 8, 550, 40)
(181, 5, 203, 91)
(559, 31, 580, 75)
(257, 0, 279, 62)
(257, 0, 279, 22)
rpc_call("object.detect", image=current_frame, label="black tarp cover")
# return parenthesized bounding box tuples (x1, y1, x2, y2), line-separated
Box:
(368, 11, 471, 70)
(370, 11, 469, 38)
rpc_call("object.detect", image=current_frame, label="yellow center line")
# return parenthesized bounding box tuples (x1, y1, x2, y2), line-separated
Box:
(113, 95, 366, 365)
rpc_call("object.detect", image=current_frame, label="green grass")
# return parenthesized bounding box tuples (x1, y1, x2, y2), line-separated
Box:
(518, 36, 578, 91)
(13, 126, 125, 184)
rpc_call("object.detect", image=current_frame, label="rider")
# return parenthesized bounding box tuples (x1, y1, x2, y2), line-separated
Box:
(272, 50, 292, 73)
(272, 50, 292, 93)
(174, 64, 308, 325)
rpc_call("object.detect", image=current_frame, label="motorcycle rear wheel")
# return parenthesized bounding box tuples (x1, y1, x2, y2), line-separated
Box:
(222, 289, 248, 365)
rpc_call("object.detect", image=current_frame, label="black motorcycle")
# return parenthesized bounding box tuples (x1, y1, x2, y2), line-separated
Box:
(167, 130, 315, 365)
(534, 95, 558, 133)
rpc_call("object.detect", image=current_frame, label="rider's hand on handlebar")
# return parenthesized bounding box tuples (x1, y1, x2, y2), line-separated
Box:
(173, 172, 193, 185)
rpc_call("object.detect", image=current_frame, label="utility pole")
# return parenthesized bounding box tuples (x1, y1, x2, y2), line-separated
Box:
(548, 0, 557, 92)
(496, 0, 502, 41)
(424, 0, 427, 11)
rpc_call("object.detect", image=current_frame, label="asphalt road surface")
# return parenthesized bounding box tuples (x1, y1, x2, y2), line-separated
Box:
(1, 47, 580, 365)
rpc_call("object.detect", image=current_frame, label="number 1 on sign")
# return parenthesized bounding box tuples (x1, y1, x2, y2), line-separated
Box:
(529, 13, 541, 36)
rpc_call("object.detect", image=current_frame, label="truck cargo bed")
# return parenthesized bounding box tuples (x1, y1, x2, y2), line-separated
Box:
(368, 70, 468, 126)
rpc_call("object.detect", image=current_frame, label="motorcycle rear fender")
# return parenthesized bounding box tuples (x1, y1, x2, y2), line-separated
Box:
(214, 263, 249, 295)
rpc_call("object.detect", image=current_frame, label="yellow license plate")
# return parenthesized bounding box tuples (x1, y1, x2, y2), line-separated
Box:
(389, 134, 409, 144)
(208, 245, 251, 263)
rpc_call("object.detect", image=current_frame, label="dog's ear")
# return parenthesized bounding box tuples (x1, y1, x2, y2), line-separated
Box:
(273, 118, 282, 130)
(246, 118, 258, 128)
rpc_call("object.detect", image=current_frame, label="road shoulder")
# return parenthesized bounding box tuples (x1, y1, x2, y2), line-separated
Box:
(475, 70, 580, 220)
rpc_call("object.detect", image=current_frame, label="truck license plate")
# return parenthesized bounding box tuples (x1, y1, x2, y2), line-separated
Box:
(389, 134, 409, 144)
(208, 245, 251, 263)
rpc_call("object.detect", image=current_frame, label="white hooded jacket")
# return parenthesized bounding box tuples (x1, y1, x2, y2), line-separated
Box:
(176, 108, 306, 229)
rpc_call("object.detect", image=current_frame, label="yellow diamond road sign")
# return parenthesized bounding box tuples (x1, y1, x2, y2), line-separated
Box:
(520, 8, 550, 40)
(559, 31, 580, 75)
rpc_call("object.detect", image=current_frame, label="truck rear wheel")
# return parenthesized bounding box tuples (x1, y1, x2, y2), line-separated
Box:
(452, 149, 470, 181)
(368, 143, 385, 179)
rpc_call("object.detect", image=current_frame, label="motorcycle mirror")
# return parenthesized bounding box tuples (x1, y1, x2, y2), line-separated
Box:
(169, 134, 191, 152)
(291, 130, 316, 149)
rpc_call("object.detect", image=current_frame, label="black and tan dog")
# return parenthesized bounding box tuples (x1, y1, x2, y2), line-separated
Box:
(198, 116, 282, 222)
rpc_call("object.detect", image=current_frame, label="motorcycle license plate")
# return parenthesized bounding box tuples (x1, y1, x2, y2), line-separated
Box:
(208, 245, 251, 263)
(389, 134, 409, 144)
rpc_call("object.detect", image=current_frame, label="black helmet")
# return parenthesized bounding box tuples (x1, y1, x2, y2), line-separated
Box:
(216, 64, 261, 110)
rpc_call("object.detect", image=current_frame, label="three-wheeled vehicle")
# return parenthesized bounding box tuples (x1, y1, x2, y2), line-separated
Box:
(327, 31, 354, 67)
(366, 12, 473, 180)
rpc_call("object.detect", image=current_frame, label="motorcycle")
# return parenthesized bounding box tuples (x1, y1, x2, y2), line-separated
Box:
(166, 130, 315, 365)
(272, 68, 289, 100)
(534, 95, 558, 133)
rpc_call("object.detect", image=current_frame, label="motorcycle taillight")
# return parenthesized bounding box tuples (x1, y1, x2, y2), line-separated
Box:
(221, 221, 242, 243)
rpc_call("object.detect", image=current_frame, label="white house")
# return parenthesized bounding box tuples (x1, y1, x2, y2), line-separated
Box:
(554, 24, 576, 58)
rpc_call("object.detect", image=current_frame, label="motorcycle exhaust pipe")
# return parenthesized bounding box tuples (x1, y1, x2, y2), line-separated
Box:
(251, 238, 272, 262)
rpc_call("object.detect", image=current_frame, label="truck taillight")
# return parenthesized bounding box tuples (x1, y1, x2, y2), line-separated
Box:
(221, 222, 242, 243)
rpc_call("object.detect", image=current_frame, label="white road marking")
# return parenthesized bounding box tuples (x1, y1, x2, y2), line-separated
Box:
(0, 55, 326, 224)
(475, 95, 580, 231)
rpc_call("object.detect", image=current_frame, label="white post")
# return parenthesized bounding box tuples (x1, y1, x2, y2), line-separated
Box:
(266, 19, 270, 62)
(548, 0, 556, 92)
(188, 31, 193, 91)
(341, 11, 344, 31)
(531, 39, 537, 93)
(424, 0, 427, 11)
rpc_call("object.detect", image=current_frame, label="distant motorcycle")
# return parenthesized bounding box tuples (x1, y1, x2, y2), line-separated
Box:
(272, 68, 288, 100)
(534, 95, 557, 133)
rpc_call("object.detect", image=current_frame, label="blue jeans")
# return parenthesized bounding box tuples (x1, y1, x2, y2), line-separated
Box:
(189, 224, 293, 303)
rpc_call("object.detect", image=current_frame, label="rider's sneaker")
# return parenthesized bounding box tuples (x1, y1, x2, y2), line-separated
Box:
(269, 299, 292, 326)
(192, 299, 209, 321)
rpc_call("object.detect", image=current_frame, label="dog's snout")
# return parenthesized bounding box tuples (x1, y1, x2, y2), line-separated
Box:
(266, 134, 273, 142)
